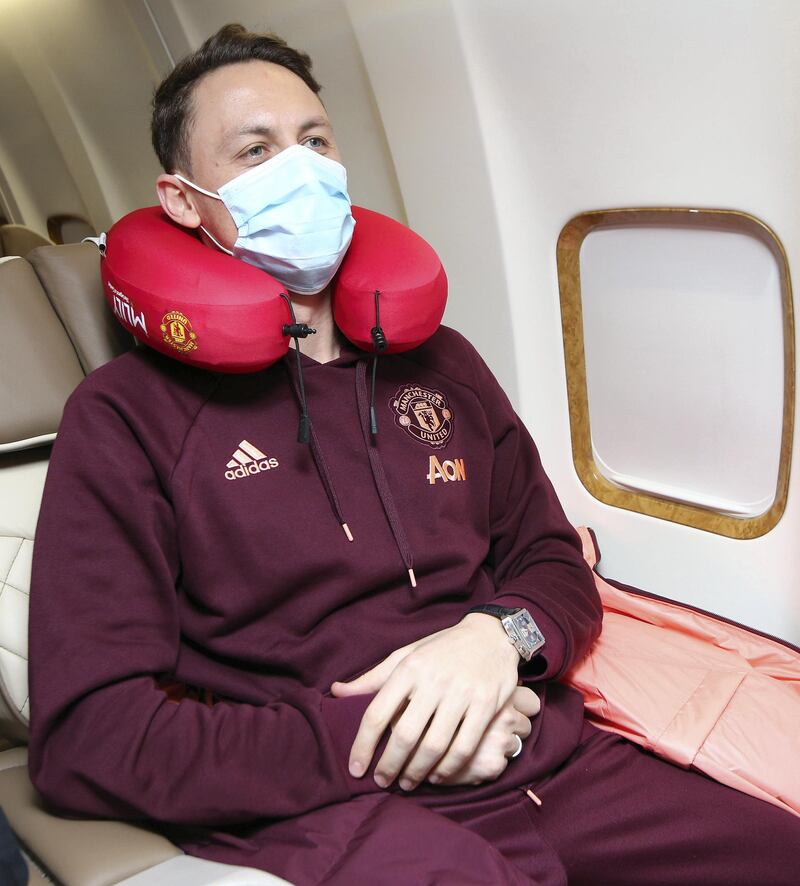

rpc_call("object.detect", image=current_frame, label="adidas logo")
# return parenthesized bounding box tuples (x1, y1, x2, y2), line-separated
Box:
(224, 440, 279, 481)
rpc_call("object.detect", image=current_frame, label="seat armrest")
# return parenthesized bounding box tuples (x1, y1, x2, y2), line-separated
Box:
(116, 855, 292, 885)
(0, 748, 179, 886)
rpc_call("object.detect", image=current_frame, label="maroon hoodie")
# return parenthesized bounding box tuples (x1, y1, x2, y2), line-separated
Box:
(27, 325, 601, 829)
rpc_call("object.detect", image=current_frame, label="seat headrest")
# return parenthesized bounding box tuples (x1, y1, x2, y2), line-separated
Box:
(29, 243, 133, 374)
(0, 244, 133, 452)
(0, 224, 52, 258)
(0, 257, 84, 452)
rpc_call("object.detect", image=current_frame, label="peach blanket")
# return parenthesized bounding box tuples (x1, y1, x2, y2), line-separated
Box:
(565, 527, 800, 818)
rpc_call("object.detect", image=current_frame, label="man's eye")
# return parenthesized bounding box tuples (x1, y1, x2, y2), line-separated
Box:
(304, 136, 326, 150)
(245, 145, 265, 159)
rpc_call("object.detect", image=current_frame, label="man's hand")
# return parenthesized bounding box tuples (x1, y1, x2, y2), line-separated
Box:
(331, 614, 520, 791)
(428, 685, 540, 786)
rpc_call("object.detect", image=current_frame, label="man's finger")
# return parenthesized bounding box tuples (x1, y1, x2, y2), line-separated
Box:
(515, 709, 533, 740)
(347, 674, 412, 778)
(397, 696, 468, 789)
(511, 686, 541, 718)
(373, 692, 439, 787)
(426, 699, 495, 780)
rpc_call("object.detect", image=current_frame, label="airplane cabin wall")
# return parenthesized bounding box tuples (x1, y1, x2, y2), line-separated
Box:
(0, 0, 168, 236)
(0, 0, 796, 642)
(0, 33, 90, 235)
(444, 0, 800, 643)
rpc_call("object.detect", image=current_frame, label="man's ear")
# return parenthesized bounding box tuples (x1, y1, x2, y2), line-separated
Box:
(156, 174, 202, 228)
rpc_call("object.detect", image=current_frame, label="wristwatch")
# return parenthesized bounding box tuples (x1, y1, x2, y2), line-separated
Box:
(467, 605, 545, 662)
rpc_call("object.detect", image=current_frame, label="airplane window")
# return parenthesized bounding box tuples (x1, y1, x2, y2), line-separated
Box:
(557, 208, 793, 538)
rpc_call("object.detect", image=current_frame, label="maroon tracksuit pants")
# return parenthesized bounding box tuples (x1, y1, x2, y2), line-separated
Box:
(180, 721, 800, 884)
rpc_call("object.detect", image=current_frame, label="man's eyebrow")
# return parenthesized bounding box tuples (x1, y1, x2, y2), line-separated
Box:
(296, 116, 332, 135)
(221, 124, 275, 150)
(222, 116, 332, 150)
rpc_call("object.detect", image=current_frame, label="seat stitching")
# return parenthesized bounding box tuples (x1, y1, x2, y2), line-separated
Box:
(0, 648, 29, 714)
(0, 537, 25, 606)
(0, 542, 28, 726)
(0, 646, 30, 709)
(0, 646, 26, 662)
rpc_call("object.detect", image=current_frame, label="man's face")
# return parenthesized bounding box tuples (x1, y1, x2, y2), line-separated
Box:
(179, 59, 341, 250)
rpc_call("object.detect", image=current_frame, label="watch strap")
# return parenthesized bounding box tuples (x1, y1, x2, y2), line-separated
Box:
(467, 604, 520, 619)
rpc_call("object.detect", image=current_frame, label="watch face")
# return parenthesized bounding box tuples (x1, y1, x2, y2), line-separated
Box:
(507, 610, 545, 655)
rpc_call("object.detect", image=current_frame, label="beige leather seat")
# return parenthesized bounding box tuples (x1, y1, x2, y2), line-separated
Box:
(0, 245, 290, 885)
(0, 225, 53, 258)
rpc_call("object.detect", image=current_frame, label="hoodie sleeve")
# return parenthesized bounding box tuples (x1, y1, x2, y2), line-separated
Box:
(465, 340, 603, 680)
(27, 380, 382, 828)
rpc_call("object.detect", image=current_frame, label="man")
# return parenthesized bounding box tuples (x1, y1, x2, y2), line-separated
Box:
(28, 24, 799, 885)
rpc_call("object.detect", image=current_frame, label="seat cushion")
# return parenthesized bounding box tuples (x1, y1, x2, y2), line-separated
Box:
(0, 747, 182, 886)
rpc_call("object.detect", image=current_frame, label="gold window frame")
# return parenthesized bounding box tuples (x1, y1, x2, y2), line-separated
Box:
(557, 207, 795, 539)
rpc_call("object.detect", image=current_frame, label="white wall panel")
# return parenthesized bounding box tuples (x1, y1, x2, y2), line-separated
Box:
(345, 0, 519, 401)
(452, 0, 799, 641)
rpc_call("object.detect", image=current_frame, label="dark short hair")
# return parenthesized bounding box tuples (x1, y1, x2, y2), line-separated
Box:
(151, 23, 321, 173)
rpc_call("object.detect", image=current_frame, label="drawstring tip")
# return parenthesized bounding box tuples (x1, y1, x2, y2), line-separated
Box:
(526, 789, 543, 807)
(408, 568, 417, 588)
(342, 522, 354, 542)
(370, 405, 378, 435)
(298, 415, 310, 444)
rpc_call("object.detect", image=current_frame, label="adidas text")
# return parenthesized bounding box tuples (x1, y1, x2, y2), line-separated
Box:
(225, 458, 279, 481)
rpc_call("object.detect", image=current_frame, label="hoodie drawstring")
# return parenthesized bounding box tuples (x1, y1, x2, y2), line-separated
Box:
(280, 294, 315, 444)
(308, 421, 354, 542)
(281, 342, 418, 587)
(356, 358, 417, 588)
(369, 290, 388, 435)
(283, 355, 354, 543)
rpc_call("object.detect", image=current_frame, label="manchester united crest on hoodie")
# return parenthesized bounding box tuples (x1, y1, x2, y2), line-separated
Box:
(391, 383, 454, 449)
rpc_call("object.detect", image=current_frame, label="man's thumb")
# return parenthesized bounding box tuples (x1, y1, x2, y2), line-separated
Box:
(331, 659, 393, 697)
(331, 640, 419, 697)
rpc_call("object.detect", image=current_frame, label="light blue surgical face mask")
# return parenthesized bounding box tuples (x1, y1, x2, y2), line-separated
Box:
(175, 144, 356, 295)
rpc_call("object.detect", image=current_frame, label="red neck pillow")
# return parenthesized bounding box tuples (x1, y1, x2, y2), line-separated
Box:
(100, 205, 447, 373)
